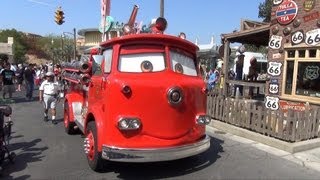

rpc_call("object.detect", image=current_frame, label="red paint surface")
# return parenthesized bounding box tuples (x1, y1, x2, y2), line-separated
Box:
(65, 34, 208, 151)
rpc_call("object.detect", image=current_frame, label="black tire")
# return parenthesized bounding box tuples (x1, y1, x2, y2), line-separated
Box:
(86, 121, 105, 171)
(64, 101, 76, 134)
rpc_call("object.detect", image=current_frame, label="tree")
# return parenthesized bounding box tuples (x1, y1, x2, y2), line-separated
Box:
(258, 0, 272, 22)
(0, 53, 9, 64)
(0, 29, 29, 64)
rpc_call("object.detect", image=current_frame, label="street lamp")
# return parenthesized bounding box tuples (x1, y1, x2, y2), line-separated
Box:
(62, 28, 77, 61)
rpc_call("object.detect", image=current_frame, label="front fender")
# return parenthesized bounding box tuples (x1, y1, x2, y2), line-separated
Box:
(64, 93, 84, 123)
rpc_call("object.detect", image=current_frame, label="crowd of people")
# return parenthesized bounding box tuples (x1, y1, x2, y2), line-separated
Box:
(0, 62, 63, 124)
(0, 62, 62, 99)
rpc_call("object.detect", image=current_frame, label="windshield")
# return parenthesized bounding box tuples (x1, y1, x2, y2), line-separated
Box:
(170, 51, 197, 76)
(118, 53, 165, 73)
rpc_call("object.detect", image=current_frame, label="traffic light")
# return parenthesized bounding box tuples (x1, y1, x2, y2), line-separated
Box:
(55, 7, 65, 25)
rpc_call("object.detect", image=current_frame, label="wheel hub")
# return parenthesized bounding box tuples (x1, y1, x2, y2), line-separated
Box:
(84, 132, 95, 160)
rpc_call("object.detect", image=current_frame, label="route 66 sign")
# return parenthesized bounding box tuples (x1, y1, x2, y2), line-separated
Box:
(269, 79, 279, 94)
(265, 96, 279, 111)
(305, 29, 320, 46)
(305, 66, 320, 80)
(273, 0, 283, 6)
(267, 62, 282, 76)
(269, 35, 282, 49)
(291, 30, 304, 45)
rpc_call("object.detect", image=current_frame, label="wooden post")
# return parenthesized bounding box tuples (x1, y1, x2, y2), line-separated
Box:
(223, 40, 230, 96)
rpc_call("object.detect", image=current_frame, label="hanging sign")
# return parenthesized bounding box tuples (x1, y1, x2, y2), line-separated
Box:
(304, 0, 316, 12)
(269, 79, 279, 95)
(279, 100, 306, 113)
(291, 30, 304, 45)
(303, 11, 319, 22)
(272, 53, 282, 59)
(273, 0, 283, 6)
(276, 0, 298, 25)
(265, 96, 280, 111)
(269, 35, 282, 49)
(99, 16, 114, 33)
(305, 29, 320, 46)
(267, 62, 282, 76)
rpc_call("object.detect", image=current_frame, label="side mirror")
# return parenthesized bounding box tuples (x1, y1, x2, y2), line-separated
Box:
(92, 55, 104, 65)
(92, 55, 104, 74)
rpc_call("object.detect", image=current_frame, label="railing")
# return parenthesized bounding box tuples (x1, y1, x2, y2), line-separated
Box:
(207, 94, 320, 142)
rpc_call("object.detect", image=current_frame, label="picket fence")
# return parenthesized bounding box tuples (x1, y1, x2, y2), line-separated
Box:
(207, 94, 320, 142)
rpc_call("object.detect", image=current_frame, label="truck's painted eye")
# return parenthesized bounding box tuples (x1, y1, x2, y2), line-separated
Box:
(141, 60, 153, 72)
(175, 63, 183, 74)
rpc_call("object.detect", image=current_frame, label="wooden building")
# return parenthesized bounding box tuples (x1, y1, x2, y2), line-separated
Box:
(221, 0, 320, 110)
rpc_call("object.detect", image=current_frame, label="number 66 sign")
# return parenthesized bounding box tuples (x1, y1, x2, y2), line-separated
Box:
(305, 29, 320, 46)
(267, 62, 282, 76)
(265, 96, 279, 111)
(269, 35, 282, 49)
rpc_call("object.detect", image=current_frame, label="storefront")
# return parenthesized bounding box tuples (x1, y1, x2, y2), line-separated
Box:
(221, 0, 320, 110)
(267, 0, 320, 108)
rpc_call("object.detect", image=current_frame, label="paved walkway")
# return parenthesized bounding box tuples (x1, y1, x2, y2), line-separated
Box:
(206, 126, 320, 173)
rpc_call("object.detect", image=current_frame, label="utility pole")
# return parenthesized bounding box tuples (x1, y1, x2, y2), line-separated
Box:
(73, 28, 76, 61)
(160, 0, 164, 18)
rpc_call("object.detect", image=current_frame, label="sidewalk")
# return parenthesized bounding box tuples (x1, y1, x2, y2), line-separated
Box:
(206, 125, 320, 172)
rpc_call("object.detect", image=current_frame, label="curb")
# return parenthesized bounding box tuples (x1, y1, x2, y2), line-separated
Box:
(208, 120, 320, 153)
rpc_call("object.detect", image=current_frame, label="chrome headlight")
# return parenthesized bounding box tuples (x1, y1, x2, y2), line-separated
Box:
(167, 87, 183, 105)
(118, 117, 141, 130)
(196, 115, 211, 125)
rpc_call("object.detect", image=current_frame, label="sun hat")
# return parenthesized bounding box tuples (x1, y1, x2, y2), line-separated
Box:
(45, 72, 54, 77)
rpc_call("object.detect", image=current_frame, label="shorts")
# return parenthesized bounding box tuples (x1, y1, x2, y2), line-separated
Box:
(43, 94, 58, 109)
(3, 85, 15, 94)
(17, 78, 23, 85)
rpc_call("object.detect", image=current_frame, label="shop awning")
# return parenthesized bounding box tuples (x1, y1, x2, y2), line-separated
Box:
(221, 24, 270, 46)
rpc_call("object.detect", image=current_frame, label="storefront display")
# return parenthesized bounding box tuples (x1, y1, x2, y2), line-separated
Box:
(269, 0, 320, 107)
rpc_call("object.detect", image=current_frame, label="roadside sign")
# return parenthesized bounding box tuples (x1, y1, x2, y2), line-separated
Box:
(267, 62, 282, 76)
(276, 0, 298, 25)
(305, 28, 320, 46)
(265, 96, 280, 111)
(269, 79, 279, 95)
(269, 35, 282, 49)
(291, 30, 304, 45)
(99, 16, 114, 33)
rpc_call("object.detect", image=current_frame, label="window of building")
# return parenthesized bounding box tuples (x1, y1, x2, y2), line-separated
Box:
(283, 48, 320, 103)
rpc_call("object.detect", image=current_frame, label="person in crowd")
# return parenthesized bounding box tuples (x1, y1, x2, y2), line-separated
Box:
(228, 68, 236, 80)
(24, 64, 36, 101)
(234, 54, 244, 96)
(0, 63, 16, 99)
(247, 57, 258, 98)
(39, 72, 61, 124)
(15, 64, 24, 91)
(207, 69, 218, 91)
(35, 66, 43, 87)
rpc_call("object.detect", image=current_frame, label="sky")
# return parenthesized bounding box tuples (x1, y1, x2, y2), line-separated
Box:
(0, 0, 265, 45)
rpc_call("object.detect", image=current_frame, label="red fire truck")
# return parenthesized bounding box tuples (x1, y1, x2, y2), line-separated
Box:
(61, 7, 211, 171)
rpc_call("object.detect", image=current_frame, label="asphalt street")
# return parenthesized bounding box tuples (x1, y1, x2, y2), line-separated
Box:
(0, 90, 319, 180)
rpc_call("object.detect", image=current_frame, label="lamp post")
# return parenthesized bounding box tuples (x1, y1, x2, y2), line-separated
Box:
(62, 28, 77, 61)
(51, 38, 55, 65)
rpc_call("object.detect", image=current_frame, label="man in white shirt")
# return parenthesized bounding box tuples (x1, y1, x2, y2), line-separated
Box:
(39, 72, 61, 124)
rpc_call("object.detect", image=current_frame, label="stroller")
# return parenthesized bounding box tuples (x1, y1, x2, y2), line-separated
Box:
(0, 105, 15, 173)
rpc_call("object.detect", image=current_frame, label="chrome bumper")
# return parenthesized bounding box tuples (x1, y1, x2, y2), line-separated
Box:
(102, 135, 210, 162)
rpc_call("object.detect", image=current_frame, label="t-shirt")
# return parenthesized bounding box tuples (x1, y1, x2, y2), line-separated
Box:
(39, 80, 60, 95)
(15, 68, 24, 79)
(24, 68, 35, 83)
(1, 69, 15, 85)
